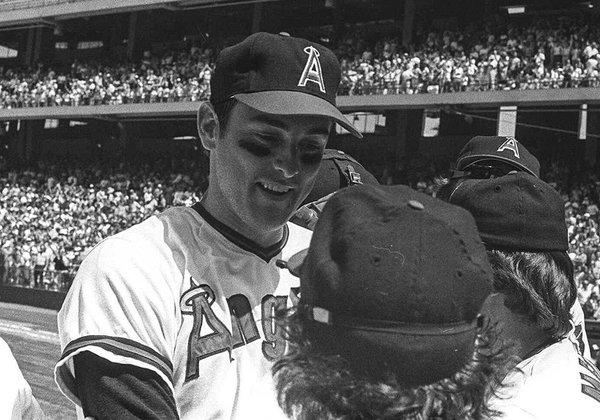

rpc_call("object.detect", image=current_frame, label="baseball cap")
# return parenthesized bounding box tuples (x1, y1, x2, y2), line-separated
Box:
(454, 136, 540, 178)
(297, 184, 494, 386)
(448, 172, 568, 252)
(301, 149, 378, 206)
(210, 32, 361, 138)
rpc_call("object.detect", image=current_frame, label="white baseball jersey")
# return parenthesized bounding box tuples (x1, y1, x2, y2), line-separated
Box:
(570, 299, 591, 360)
(0, 337, 44, 420)
(489, 338, 600, 419)
(55, 204, 311, 419)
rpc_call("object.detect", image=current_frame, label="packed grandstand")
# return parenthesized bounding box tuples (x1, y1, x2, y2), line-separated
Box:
(0, 0, 600, 321)
(4, 11, 600, 107)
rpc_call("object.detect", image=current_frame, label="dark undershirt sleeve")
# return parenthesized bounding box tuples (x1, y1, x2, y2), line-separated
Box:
(73, 351, 179, 420)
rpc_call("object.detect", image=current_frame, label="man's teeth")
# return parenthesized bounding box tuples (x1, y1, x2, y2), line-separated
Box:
(260, 182, 292, 193)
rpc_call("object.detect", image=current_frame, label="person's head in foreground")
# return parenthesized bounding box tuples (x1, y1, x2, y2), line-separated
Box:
(443, 169, 600, 417)
(447, 172, 576, 356)
(197, 32, 361, 245)
(274, 184, 509, 419)
(436, 135, 539, 203)
(439, 135, 586, 353)
(290, 149, 379, 230)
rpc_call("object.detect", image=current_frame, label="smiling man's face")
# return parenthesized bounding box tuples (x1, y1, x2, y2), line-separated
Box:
(204, 102, 330, 241)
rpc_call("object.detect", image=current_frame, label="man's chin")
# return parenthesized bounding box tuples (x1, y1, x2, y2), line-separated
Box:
(252, 206, 295, 231)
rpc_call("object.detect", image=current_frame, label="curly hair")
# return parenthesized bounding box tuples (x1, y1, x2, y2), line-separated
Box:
(272, 310, 513, 420)
(486, 250, 576, 341)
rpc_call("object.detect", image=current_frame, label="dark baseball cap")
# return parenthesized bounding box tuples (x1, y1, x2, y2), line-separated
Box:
(455, 136, 540, 177)
(210, 32, 361, 138)
(448, 172, 568, 252)
(301, 149, 378, 206)
(297, 184, 493, 386)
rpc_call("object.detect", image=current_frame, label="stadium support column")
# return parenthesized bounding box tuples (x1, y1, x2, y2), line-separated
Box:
(402, 0, 416, 48)
(251, 2, 263, 33)
(22, 26, 54, 67)
(36, 27, 55, 65)
(127, 12, 138, 61)
(386, 111, 407, 163)
(7, 122, 22, 164)
(585, 107, 599, 166)
(483, 0, 496, 18)
(19, 120, 43, 164)
(385, 109, 421, 175)
(23, 27, 37, 66)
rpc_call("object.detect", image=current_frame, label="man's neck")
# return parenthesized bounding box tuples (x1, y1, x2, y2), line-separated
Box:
(481, 293, 554, 360)
(200, 190, 283, 248)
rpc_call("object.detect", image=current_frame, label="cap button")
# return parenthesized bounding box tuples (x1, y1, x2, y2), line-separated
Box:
(408, 200, 424, 210)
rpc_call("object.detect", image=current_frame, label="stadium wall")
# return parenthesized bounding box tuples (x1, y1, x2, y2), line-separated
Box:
(1, 88, 600, 121)
(0, 285, 65, 311)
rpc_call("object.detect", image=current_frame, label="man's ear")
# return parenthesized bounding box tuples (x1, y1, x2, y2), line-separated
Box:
(197, 101, 220, 151)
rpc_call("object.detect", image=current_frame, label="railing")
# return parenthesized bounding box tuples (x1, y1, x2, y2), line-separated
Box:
(0, 0, 76, 12)
(2, 265, 76, 292)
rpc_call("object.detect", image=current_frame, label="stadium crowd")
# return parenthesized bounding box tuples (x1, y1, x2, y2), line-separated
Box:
(2, 152, 600, 321)
(4, 12, 600, 106)
(0, 156, 206, 291)
(544, 161, 600, 320)
(338, 12, 600, 94)
(0, 48, 214, 108)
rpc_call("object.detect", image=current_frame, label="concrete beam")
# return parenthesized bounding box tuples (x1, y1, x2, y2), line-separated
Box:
(0, 0, 179, 26)
(2, 88, 600, 120)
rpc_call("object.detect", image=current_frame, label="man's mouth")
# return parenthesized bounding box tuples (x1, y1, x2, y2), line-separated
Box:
(257, 181, 294, 196)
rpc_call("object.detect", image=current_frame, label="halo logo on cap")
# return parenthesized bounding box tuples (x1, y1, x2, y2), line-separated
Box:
(298, 46, 326, 93)
(497, 137, 520, 158)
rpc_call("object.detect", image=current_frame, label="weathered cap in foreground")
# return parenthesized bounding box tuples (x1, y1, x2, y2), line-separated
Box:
(298, 184, 493, 386)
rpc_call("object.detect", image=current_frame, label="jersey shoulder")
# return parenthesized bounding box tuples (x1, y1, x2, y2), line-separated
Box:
(495, 340, 600, 418)
(284, 221, 312, 258)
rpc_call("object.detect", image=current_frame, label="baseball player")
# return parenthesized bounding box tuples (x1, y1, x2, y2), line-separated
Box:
(443, 170, 600, 418)
(275, 184, 505, 419)
(439, 135, 591, 360)
(55, 32, 360, 419)
(0, 337, 44, 419)
(290, 149, 378, 230)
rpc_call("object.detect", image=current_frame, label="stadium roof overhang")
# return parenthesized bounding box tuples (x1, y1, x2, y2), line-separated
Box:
(2, 88, 600, 121)
(0, 0, 284, 28)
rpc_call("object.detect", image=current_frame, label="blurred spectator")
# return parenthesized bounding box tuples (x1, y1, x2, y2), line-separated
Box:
(4, 12, 600, 106)
(0, 157, 207, 290)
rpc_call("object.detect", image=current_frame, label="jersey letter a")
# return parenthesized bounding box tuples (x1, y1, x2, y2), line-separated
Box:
(298, 46, 326, 93)
(497, 137, 520, 158)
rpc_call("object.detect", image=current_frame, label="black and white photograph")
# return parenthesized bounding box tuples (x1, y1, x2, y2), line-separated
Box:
(1, 0, 600, 418)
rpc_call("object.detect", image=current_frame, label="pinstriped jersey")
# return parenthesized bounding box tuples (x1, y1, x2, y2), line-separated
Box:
(489, 338, 600, 419)
(54, 204, 311, 419)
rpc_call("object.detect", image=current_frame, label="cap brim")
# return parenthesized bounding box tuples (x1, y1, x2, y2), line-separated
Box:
(307, 318, 477, 386)
(457, 155, 537, 177)
(234, 91, 363, 139)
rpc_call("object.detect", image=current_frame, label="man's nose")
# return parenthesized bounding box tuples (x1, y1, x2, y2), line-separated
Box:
(273, 151, 300, 178)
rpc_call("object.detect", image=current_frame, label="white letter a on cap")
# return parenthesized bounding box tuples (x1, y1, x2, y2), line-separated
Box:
(497, 137, 520, 158)
(298, 46, 326, 93)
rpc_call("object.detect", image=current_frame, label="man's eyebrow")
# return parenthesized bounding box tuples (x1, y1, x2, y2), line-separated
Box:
(250, 114, 331, 137)
(307, 125, 332, 137)
(251, 114, 289, 130)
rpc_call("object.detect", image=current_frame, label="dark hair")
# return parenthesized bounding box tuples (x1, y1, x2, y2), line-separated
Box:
(433, 176, 461, 201)
(486, 250, 576, 340)
(272, 310, 512, 420)
(210, 98, 237, 134)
